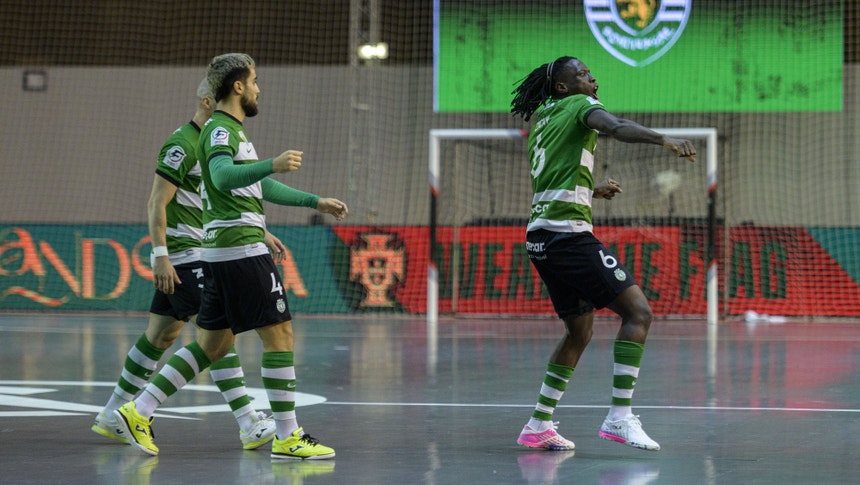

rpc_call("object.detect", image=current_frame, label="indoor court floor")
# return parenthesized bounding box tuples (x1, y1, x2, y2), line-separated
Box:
(0, 312, 858, 484)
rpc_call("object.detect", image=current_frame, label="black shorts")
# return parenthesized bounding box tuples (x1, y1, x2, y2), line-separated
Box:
(196, 254, 292, 334)
(149, 262, 204, 321)
(526, 229, 636, 318)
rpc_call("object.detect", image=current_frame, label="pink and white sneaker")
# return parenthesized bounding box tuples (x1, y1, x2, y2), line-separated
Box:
(598, 415, 661, 451)
(516, 422, 575, 451)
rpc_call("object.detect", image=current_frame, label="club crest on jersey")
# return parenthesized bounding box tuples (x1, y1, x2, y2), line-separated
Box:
(211, 127, 230, 146)
(584, 0, 691, 67)
(163, 146, 186, 169)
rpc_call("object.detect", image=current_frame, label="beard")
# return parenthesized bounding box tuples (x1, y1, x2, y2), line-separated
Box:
(241, 95, 259, 117)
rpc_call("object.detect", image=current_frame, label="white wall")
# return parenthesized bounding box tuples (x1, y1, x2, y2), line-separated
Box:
(1, 65, 857, 226)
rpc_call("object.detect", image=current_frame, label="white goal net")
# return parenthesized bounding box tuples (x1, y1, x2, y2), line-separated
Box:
(428, 128, 719, 328)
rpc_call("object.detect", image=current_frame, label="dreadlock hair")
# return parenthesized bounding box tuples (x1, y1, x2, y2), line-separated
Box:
(511, 56, 577, 121)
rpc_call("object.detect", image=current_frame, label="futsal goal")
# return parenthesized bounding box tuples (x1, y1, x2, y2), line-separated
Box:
(427, 127, 719, 331)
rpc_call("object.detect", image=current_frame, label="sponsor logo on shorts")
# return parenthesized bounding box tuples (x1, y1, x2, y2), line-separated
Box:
(525, 241, 545, 253)
(526, 241, 548, 260)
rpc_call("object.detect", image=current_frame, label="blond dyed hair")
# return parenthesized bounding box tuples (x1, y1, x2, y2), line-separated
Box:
(207, 53, 255, 102)
(196, 77, 214, 101)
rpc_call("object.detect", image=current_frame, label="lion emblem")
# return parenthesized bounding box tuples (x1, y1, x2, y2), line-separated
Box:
(617, 0, 659, 30)
(585, 0, 690, 67)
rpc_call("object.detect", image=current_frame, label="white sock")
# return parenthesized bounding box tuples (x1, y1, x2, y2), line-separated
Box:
(527, 418, 553, 432)
(236, 410, 255, 433)
(607, 406, 633, 421)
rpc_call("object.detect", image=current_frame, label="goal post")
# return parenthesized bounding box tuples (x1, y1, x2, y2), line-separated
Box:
(649, 128, 719, 327)
(427, 129, 528, 367)
(427, 127, 719, 336)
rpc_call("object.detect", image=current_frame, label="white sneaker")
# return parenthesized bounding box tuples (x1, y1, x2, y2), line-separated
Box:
(91, 410, 129, 444)
(240, 412, 277, 450)
(598, 415, 660, 451)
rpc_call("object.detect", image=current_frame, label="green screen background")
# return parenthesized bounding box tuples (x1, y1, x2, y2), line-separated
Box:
(435, 1, 843, 113)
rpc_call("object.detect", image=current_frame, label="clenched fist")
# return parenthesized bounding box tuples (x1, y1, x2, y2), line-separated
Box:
(273, 150, 303, 173)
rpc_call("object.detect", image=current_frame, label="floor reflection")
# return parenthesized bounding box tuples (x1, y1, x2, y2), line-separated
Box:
(1, 314, 858, 484)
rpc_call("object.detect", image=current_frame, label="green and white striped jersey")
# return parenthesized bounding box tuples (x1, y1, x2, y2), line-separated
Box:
(155, 121, 203, 264)
(198, 111, 267, 260)
(527, 94, 604, 234)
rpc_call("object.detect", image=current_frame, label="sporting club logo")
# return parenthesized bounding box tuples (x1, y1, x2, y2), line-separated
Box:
(584, 0, 692, 67)
(349, 233, 404, 308)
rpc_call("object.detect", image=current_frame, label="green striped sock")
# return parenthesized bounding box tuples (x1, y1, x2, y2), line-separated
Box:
(529, 363, 574, 426)
(137, 341, 211, 418)
(109, 333, 165, 407)
(262, 351, 298, 438)
(608, 340, 644, 420)
(210, 346, 254, 424)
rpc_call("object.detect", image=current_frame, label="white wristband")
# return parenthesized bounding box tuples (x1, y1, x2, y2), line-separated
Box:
(151, 246, 169, 258)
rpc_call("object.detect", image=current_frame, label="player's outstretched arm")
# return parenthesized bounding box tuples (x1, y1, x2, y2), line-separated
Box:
(260, 178, 319, 208)
(586, 109, 697, 162)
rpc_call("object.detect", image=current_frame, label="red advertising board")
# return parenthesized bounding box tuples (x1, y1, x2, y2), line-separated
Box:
(3, 224, 858, 316)
(334, 225, 860, 317)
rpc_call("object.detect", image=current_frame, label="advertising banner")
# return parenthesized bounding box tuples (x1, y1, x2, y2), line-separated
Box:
(0, 225, 351, 313)
(434, 0, 843, 113)
(2, 224, 859, 316)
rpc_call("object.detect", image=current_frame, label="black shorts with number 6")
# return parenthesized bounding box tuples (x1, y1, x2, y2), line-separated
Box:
(526, 229, 636, 319)
(197, 254, 292, 334)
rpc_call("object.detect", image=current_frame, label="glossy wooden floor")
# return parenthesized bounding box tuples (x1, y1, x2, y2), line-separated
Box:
(1, 313, 858, 484)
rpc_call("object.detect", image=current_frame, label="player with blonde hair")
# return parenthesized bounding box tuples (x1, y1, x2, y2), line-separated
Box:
(115, 53, 347, 460)
(92, 77, 279, 451)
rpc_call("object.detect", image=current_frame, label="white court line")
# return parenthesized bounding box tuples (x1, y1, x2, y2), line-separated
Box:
(0, 380, 322, 418)
(2, 380, 855, 415)
(0, 411, 85, 417)
(324, 401, 860, 413)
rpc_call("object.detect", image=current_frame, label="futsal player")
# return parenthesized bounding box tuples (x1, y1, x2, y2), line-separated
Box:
(510, 56, 696, 451)
(115, 53, 348, 459)
(92, 78, 281, 451)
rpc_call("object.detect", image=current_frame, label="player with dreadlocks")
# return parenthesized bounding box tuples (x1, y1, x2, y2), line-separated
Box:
(511, 56, 696, 452)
